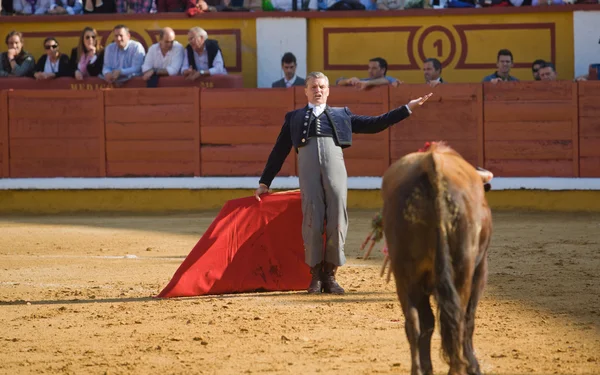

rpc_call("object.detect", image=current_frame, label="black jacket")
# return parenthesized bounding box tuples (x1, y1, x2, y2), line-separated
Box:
(69, 47, 105, 77)
(35, 54, 73, 77)
(185, 39, 224, 70)
(259, 104, 411, 187)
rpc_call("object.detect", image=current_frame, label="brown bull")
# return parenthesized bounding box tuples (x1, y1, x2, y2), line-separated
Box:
(381, 142, 492, 375)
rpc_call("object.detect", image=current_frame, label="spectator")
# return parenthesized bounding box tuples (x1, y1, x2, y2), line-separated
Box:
(141, 27, 184, 87)
(482, 49, 519, 83)
(181, 27, 227, 80)
(102, 24, 146, 85)
(34, 37, 73, 81)
(269, 0, 317, 10)
(70, 27, 104, 80)
(423, 57, 444, 87)
(539, 61, 557, 81)
(319, 0, 366, 9)
(531, 59, 545, 81)
(0, 31, 35, 78)
(272, 52, 305, 88)
(337, 57, 400, 89)
(48, 0, 83, 14)
(13, 0, 52, 14)
(116, 0, 152, 12)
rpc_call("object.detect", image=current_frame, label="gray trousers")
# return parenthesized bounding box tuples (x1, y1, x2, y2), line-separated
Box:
(297, 136, 348, 267)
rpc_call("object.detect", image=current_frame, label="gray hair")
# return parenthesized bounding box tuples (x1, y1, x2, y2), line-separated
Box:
(189, 27, 208, 40)
(305, 71, 329, 87)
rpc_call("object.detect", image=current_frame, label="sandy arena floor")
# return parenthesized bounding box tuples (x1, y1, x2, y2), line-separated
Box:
(0, 210, 599, 375)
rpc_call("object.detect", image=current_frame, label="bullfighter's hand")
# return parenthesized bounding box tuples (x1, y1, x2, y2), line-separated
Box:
(407, 92, 433, 111)
(254, 183, 270, 201)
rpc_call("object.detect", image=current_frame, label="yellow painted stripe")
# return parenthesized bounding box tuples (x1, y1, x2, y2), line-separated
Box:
(0, 189, 599, 214)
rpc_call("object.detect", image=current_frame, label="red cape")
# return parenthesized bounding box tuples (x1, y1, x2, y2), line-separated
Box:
(157, 190, 312, 298)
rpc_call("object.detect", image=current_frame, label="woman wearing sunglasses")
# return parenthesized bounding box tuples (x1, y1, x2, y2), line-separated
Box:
(69, 27, 104, 80)
(34, 37, 73, 80)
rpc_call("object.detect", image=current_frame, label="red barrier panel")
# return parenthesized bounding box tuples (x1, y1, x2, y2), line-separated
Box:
(579, 81, 600, 177)
(104, 88, 200, 177)
(200, 88, 296, 177)
(389, 83, 482, 168)
(8, 90, 105, 177)
(0, 91, 7, 178)
(294, 86, 390, 177)
(0, 75, 243, 91)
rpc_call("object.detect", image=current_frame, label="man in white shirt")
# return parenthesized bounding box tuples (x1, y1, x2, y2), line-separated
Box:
(142, 27, 184, 87)
(181, 27, 227, 80)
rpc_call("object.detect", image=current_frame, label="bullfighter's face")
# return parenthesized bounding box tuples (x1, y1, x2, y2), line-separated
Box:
(305, 77, 329, 106)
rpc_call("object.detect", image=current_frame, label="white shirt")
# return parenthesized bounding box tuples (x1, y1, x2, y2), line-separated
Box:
(308, 103, 326, 117)
(44, 57, 60, 74)
(142, 41, 184, 76)
(180, 48, 227, 76)
(284, 74, 297, 88)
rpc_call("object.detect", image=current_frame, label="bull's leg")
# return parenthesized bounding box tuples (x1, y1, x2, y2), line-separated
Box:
(417, 294, 435, 375)
(463, 256, 488, 375)
(398, 286, 425, 375)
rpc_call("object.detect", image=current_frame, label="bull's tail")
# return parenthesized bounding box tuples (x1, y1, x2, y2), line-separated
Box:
(425, 151, 465, 367)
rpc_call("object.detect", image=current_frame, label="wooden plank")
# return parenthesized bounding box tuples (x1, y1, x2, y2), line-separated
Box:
(578, 81, 600, 97)
(0, 90, 8, 178)
(485, 159, 574, 177)
(476, 84, 484, 168)
(391, 119, 477, 141)
(201, 159, 295, 177)
(107, 161, 195, 177)
(485, 121, 573, 141)
(193, 88, 201, 177)
(8, 90, 99, 99)
(390, 83, 479, 105)
(580, 157, 600, 177)
(105, 104, 195, 123)
(106, 140, 196, 162)
(484, 81, 573, 101)
(201, 126, 283, 145)
(578, 96, 600, 117)
(579, 138, 600, 157)
(402, 101, 477, 123)
(9, 99, 102, 120)
(104, 87, 197, 106)
(10, 158, 102, 177)
(10, 139, 101, 159)
(390, 140, 478, 166)
(484, 140, 573, 160)
(96, 91, 106, 178)
(201, 108, 289, 127)
(10, 118, 101, 139)
(201, 144, 283, 162)
(201, 88, 295, 109)
(579, 117, 600, 136)
(345, 159, 387, 177)
(105, 122, 196, 140)
(571, 82, 579, 177)
(341, 138, 388, 159)
(326, 86, 389, 105)
(484, 101, 573, 122)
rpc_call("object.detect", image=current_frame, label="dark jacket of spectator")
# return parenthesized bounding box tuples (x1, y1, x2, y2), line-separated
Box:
(35, 53, 74, 78)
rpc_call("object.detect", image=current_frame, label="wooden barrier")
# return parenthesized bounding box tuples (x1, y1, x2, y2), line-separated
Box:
(0, 91, 7, 178)
(483, 81, 579, 177)
(0, 76, 244, 91)
(578, 81, 600, 177)
(295, 86, 390, 177)
(389, 83, 482, 168)
(104, 88, 200, 177)
(0, 82, 599, 179)
(7, 90, 105, 177)
(200, 88, 296, 176)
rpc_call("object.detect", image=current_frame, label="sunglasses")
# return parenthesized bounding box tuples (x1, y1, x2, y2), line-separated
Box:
(85, 35, 97, 40)
(44, 44, 58, 50)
